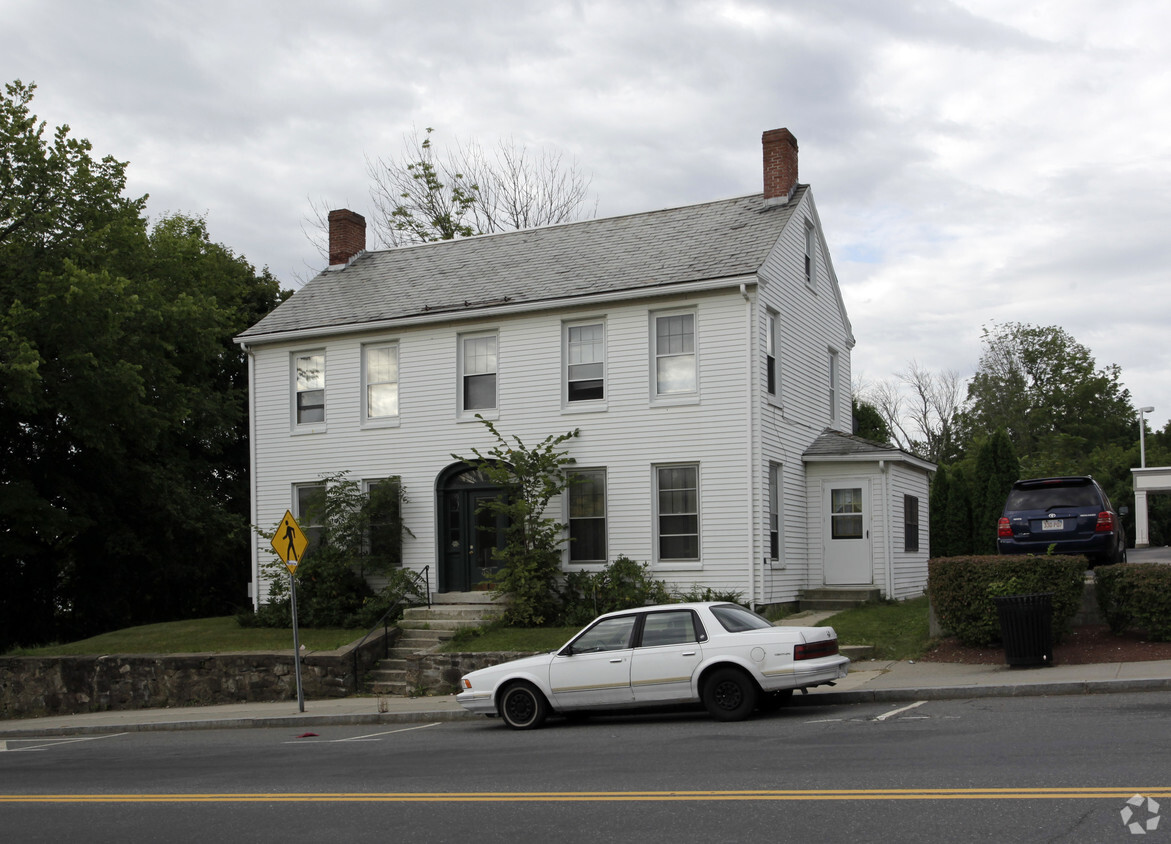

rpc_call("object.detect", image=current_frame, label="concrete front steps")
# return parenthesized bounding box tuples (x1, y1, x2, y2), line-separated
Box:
(365, 595, 503, 696)
(798, 587, 882, 612)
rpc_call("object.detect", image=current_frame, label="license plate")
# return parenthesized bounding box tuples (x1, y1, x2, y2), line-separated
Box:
(1042, 519, 1064, 531)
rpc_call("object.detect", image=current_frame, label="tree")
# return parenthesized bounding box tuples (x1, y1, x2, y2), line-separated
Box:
(969, 430, 1020, 554)
(851, 397, 891, 444)
(454, 418, 580, 626)
(865, 361, 964, 462)
(959, 323, 1134, 462)
(0, 81, 285, 650)
(365, 127, 596, 248)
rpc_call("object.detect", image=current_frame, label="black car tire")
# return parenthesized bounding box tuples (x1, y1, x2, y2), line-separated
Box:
(702, 667, 758, 722)
(498, 682, 548, 730)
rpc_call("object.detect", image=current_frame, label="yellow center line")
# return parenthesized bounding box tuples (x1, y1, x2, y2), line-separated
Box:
(1, 788, 1168, 804)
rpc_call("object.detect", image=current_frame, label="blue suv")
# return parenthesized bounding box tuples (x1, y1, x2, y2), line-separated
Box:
(997, 476, 1128, 566)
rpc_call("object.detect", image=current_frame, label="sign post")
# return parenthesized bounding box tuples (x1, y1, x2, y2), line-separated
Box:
(270, 510, 309, 713)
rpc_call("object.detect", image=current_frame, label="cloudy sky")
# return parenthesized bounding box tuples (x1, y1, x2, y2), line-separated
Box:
(5, 0, 1169, 429)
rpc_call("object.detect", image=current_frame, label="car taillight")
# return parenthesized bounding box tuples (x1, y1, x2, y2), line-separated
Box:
(1095, 511, 1115, 533)
(795, 638, 839, 660)
(998, 517, 1013, 538)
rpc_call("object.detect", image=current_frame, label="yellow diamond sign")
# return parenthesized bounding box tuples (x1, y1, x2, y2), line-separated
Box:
(270, 510, 309, 573)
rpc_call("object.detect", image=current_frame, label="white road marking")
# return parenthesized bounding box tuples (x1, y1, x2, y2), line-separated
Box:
(875, 701, 927, 721)
(1, 733, 127, 753)
(283, 722, 443, 745)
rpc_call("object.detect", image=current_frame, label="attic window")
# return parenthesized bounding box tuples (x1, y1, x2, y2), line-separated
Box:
(804, 222, 816, 288)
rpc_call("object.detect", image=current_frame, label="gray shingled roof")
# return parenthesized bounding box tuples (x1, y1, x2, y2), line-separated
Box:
(239, 188, 805, 341)
(803, 430, 937, 471)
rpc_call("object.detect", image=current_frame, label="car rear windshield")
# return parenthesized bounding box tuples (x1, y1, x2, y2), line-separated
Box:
(710, 604, 773, 633)
(1005, 482, 1100, 511)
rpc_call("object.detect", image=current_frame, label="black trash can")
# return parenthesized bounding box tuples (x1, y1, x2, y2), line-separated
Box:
(993, 593, 1054, 667)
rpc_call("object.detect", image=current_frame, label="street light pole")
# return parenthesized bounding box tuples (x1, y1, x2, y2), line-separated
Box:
(1139, 406, 1155, 468)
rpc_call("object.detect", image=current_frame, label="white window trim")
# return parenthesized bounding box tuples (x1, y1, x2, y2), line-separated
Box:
(361, 340, 401, 429)
(828, 348, 840, 427)
(291, 349, 326, 434)
(653, 462, 701, 566)
(457, 330, 499, 421)
(804, 221, 817, 290)
(649, 308, 700, 406)
(769, 462, 785, 567)
(566, 467, 608, 565)
(562, 318, 608, 412)
(765, 309, 781, 406)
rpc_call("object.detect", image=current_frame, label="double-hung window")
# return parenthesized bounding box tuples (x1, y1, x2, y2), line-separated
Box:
(568, 469, 607, 563)
(363, 342, 400, 422)
(293, 351, 325, 427)
(768, 462, 782, 562)
(294, 483, 326, 557)
(460, 332, 497, 414)
(653, 311, 696, 397)
(828, 348, 840, 426)
(565, 321, 605, 404)
(766, 310, 778, 397)
(804, 222, 816, 288)
(656, 464, 699, 562)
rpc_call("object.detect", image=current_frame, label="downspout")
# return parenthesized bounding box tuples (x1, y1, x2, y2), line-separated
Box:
(242, 341, 259, 610)
(879, 459, 894, 599)
(741, 284, 757, 610)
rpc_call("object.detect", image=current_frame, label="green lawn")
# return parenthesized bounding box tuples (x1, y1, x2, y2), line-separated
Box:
(3, 617, 363, 656)
(440, 625, 579, 653)
(816, 595, 931, 660)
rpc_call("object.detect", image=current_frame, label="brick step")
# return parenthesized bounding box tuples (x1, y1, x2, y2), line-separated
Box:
(369, 680, 410, 695)
(403, 604, 503, 621)
(397, 618, 492, 633)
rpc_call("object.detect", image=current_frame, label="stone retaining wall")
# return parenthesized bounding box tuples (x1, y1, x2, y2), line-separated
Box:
(404, 651, 539, 696)
(0, 628, 397, 720)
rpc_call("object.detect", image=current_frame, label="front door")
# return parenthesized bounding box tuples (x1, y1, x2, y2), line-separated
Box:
(439, 466, 507, 592)
(823, 481, 873, 585)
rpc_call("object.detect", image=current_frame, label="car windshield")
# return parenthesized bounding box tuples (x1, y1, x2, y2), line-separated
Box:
(710, 604, 772, 633)
(1006, 483, 1099, 511)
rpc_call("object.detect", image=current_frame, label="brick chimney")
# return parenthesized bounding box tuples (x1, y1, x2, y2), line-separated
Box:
(328, 209, 366, 266)
(762, 128, 799, 204)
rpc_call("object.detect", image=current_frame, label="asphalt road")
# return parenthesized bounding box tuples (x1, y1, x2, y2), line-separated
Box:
(2, 693, 1169, 843)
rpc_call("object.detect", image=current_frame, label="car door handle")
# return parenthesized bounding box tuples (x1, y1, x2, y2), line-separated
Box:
(609, 658, 624, 663)
(682, 651, 696, 657)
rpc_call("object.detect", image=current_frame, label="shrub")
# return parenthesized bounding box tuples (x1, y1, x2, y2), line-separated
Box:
(928, 555, 1086, 646)
(1095, 564, 1171, 641)
(560, 556, 672, 625)
(675, 585, 746, 605)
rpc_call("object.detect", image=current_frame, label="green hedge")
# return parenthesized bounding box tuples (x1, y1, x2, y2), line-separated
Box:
(1094, 564, 1171, 641)
(927, 556, 1086, 647)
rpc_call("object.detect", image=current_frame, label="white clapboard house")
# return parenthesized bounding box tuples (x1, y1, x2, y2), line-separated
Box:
(236, 128, 934, 611)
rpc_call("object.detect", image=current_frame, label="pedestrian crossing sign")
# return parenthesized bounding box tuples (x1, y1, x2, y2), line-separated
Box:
(270, 510, 309, 573)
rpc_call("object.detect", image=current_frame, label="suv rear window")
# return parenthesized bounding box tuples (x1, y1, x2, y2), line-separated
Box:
(1005, 481, 1100, 511)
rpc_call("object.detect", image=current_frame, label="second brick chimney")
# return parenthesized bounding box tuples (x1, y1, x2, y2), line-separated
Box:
(328, 209, 366, 266)
(762, 128, 799, 205)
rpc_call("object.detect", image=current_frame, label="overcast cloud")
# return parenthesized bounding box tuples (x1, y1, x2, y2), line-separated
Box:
(4, 0, 1169, 428)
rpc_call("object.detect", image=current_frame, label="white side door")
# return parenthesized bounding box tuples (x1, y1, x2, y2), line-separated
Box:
(549, 615, 635, 708)
(630, 609, 704, 703)
(823, 481, 873, 585)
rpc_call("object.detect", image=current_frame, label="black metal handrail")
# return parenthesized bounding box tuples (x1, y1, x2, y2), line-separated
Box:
(349, 566, 430, 684)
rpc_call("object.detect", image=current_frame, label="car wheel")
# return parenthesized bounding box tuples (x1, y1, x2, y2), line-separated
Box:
(702, 667, 758, 722)
(498, 682, 548, 730)
(757, 688, 794, 713)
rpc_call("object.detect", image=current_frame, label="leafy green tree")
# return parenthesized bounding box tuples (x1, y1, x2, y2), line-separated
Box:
(969, 430, 1020, 554)
(941, 464, 975, 556)
(852, 397, 891, 444)
(454, 418, 579, 626)
(929, 464, 951, 558)
(0, 80, 285, 650)
(960, 322, 1135, 460)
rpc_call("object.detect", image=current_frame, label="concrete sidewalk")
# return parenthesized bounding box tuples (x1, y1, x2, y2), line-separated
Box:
(3, 655, 1170, 737)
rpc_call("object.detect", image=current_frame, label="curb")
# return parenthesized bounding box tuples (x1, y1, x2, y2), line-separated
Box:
(792, 676, 1171, 706)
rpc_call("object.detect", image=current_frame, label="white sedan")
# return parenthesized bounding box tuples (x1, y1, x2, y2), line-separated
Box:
(456, 602, 850, 729)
